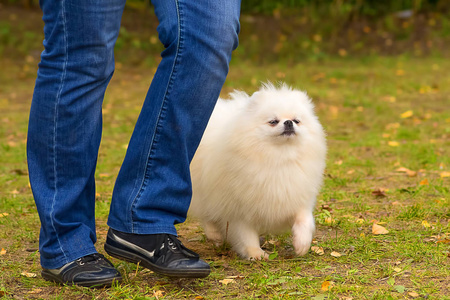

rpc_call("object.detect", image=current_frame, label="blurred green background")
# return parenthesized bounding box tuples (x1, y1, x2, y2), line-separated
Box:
(1, 0, 449, 65)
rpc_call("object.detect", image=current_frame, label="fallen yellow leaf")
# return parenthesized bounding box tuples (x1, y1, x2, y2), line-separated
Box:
(400, 110, 413, 118)
(388, 141, 399, 147)
(393, 267, 402, 272)
(372, 224, 389, 235)
(0, 248, 6, 255)
(219, 278, 234, 285)
(419, 178, 429, 185)
(311, 246, 324, 255)
(440, 171, 450, 178)
(330, 251, 341, 257)
(325, 217, 335, 225)
(153, 290, 165, 298)
(28, 289, 43, 294)
(422, 220, 431, 228)
(408, 291, 420, 298)
(0, 213, 9, 218)
(395, 167, 417, 177)
(436, 239, 450, 244)
(21, 272, 37, 278)
(321, 280, 333, 291)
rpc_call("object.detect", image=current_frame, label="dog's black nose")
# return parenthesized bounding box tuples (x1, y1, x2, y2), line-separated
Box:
(284, 120, 293, 129)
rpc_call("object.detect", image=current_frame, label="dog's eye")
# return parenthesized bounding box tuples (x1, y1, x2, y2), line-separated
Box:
(293, 119, 301, 124)
(268, 119, 279, 126)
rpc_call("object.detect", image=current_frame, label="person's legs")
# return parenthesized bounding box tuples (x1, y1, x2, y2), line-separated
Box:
(27, 0, 126, 270)
(108, 0, 241, 234)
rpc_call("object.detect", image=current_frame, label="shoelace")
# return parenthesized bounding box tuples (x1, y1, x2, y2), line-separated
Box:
(76, 253, 104, 265)
(161, 235, 199, 259)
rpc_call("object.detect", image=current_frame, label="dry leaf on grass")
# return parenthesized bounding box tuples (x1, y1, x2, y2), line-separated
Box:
(321, 204, 333, 212)
(436, 239, 450, 244)
(324, 217, 335, 225)
(321, 280, 333, 291)
(372, 223, 389, 235)
(419, 178, 429, 185)
(219, 278, 235, 285)
(440, 171, 450, 178)
(0, 248, 6, 255)
(311, 246, 324, 255)
(152, 290, 165, 299)
(421, 220, 431, 228)
(408, 292, 420, 298)
(395, 167, 417, 177)
(330, 251, 341, 257)
(372, 188, 387, 197)
(400, 110, 413, 118)
(21, 272, 37, 278)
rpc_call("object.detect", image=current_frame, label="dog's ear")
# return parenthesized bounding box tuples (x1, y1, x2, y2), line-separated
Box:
(245, 91, 260, 112)
(250, 91, 260, 98)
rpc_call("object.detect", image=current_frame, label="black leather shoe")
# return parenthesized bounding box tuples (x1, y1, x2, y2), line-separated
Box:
(41, 253, 122, 288)
(104, 228, 210, 278)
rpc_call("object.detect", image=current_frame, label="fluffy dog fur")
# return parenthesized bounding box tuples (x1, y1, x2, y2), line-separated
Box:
(189, 83, 327, 260)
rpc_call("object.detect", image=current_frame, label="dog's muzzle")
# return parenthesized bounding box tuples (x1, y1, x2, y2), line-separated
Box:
(281, 120, 296, 136)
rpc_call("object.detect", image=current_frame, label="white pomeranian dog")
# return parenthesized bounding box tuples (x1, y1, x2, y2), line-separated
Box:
(189, 82, 327, 260)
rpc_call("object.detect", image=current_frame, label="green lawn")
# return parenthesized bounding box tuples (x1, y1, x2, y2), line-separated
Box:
(0, 54, 448, 299)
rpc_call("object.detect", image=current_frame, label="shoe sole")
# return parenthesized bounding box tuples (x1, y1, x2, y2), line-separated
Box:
(41, 270, 122, 288)
(104, 243, 210, 278)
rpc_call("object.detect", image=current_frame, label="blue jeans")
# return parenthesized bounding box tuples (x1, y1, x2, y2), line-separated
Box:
(27, 0, 241, 269)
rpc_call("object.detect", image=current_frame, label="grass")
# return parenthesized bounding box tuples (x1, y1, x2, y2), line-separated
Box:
(1, 6, 450, 300)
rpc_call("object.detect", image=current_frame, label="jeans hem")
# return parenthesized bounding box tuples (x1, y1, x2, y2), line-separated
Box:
(40, 247, 98, 270)
(107, 221, 178, 236)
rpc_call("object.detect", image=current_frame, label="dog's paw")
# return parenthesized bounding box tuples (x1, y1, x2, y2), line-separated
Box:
(292, 236, 311, 256)
(292, 223, 314, 256)
(246, 247, 269, 261)
(292, 212, 315, 256)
